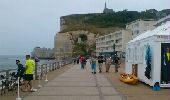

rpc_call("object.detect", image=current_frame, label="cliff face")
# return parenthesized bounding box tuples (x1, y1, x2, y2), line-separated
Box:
(60, 9, 170, 34)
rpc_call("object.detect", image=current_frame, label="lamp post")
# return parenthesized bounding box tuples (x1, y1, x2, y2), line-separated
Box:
(113, 44, 115, 60)
(101, 48, 103, 56)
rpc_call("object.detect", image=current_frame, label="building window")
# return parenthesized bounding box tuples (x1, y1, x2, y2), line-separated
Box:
(115, 40, 119, 43)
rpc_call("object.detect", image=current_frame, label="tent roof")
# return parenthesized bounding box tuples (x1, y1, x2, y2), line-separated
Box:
(128, 22, 170, 44)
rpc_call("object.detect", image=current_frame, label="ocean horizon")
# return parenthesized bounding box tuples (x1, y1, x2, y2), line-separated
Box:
(0, 55, 25, 71)
(0, 55, 54, 71)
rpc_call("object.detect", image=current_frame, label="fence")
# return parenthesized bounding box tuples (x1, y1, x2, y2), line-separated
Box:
(0, 58, 73, 96)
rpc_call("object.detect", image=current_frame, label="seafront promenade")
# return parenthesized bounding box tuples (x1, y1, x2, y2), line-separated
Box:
(23, 60, 124, 100)
(1, 59, 169, 100)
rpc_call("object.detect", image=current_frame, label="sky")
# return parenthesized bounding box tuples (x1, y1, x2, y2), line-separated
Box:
(0, 0, 169, 55)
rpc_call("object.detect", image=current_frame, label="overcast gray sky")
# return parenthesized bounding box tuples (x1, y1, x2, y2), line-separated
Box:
(0, 0, 169, 55)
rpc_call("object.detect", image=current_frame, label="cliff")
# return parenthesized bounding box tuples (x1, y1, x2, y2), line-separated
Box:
(60, 9, 170, 34)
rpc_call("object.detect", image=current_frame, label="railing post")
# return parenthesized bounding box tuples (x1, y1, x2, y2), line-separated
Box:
(6, 70, 9, 79)
(57, 62, 60, 69)
(54, 62, 56, 69)
(45, 64, 48, 82)
(41, 65, 43, 79)
(35, 62, 38, 80)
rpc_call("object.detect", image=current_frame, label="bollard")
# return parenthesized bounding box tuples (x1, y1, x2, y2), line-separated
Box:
(45, 66, 48, 82)
(38, 74, 42, 88)
(45, 75, 48, 82)
(16, 77, 21, 100)
(38, 66, 42, 88)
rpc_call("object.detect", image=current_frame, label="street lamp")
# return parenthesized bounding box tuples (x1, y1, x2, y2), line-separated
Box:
(100, 48, 103, 56)
(113, 44, 115, 60)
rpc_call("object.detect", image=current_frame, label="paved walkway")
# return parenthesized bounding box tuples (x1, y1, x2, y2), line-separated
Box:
(23, 61, 124, 100)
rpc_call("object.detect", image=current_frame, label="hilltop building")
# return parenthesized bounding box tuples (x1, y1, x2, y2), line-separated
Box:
(103, 2, 114, 14)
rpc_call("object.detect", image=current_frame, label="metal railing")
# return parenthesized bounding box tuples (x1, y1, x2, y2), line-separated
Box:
(0, 58, 73, 96)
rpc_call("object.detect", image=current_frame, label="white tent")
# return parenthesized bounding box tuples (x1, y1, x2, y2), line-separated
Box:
(125, 22, 170, 87)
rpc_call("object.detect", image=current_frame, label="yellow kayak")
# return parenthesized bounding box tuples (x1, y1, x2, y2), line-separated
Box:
(120, 74, 138, 85)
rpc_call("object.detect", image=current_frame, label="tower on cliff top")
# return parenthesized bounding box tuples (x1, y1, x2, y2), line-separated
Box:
(103, 2, 114, 14)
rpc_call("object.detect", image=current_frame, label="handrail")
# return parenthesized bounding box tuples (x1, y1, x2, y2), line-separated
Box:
(0, 58, 73, 85)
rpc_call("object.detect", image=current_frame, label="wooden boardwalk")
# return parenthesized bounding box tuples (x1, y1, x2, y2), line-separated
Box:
(23, 61, 124, 100)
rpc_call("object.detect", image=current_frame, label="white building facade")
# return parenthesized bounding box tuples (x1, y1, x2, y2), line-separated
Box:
(96, 30, 131, 58)
(126, 19, 156, 39)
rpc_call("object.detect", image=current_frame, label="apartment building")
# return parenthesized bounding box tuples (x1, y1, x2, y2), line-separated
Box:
(96, 30, 131, 58)
(126, 19, 156, 39)
(31, 47, 54, 59)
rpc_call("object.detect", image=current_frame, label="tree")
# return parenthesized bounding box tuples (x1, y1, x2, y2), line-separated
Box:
(73, 42, 87, 56)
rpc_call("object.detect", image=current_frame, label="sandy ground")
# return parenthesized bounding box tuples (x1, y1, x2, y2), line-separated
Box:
(0, 64, 73, 100)
(102, 59, 169, 100)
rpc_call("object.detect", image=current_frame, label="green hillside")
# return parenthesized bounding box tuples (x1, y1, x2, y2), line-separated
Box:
(60, 9, 170, 33)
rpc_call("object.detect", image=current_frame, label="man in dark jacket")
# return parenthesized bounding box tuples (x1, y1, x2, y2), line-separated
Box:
(114, 57, 120, 73)
(16, 60, 25, 81)
(98, 55, 103, 73)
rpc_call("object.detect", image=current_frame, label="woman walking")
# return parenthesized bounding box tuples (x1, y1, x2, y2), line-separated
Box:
(105, 57, 112, 73)
(90, 56, 97, 74)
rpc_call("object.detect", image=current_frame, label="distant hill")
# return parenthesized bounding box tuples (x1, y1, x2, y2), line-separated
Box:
(60, 9, 170, 34)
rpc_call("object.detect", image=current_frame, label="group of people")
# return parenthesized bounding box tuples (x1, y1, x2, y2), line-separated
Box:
(73, 56, 87, 69)
(74, 55, 121, 74)
(15, 55, 36, 92)
(90, 55, 120, 74)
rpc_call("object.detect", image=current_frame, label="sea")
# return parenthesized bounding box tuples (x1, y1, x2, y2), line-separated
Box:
(0, 55, 25, 71)
(0, 55, 50, 71)
(0, 55, 53, 87)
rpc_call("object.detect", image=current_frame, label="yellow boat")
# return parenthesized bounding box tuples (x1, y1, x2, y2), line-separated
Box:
(120, 74, 138, 85)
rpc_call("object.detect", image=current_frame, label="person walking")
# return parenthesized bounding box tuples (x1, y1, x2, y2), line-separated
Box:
(73, 58, 76, 64)
(80, 56, 85, 69)
(105, 57, 112, 72)
(114, 57, 120, 73)
(90, 56, 97, 74)
(23, 55, 36, 92)
(83, 57, 87, 69)
(76, 56, 79, 64)
(98, 55, 103, 73)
